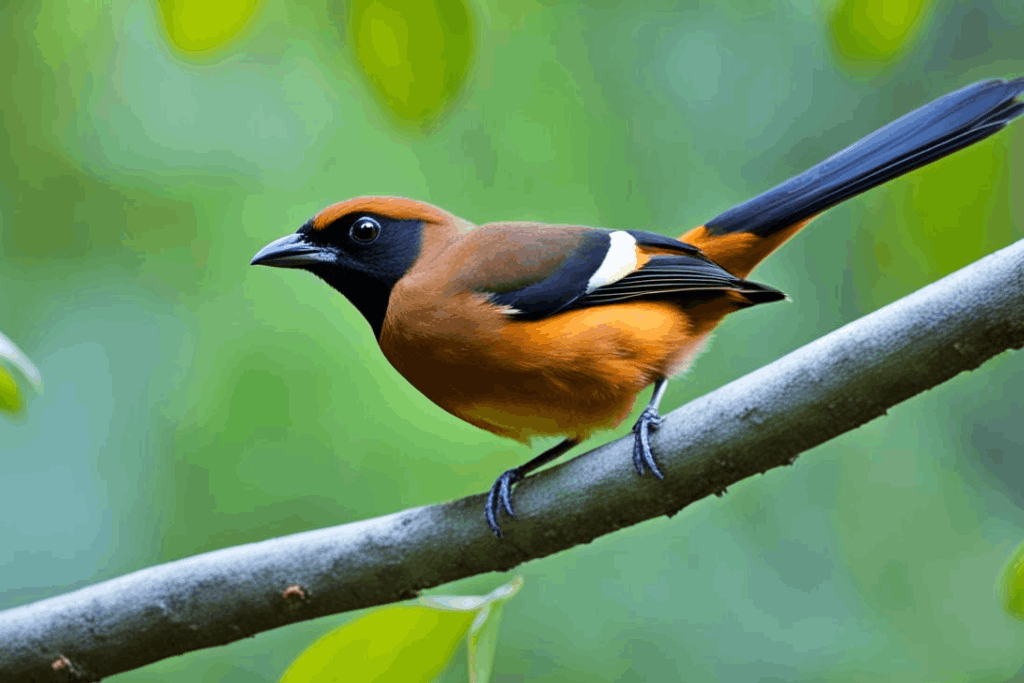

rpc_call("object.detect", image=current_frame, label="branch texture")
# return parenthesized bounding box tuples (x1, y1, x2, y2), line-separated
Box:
(3, 238, 1024, 681)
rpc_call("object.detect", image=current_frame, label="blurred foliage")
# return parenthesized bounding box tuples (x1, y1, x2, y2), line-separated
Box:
(281, 606, 474, 683)
(1002, 540, 1024, 621)
(461, 578, 521, 683)
(348, 0, 474, 128)
(0, 330, 43, 415)
(0, 366, 19, 413)
(829, 0, 932, 73)
(1, 0, 1023, 681)
(858, 135, 1014, 308)
(280, 578, 521, 683)
(159, 0, 262, 56)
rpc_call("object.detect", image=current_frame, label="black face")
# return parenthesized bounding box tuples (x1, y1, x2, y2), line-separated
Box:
(251, 212, 424, 338)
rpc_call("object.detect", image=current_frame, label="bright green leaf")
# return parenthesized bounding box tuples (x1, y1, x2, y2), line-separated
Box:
(0, 330, 42, 414)
(281, 578, 524, 683)
(349, 0, 474, 128)
(158, 0, 261, 55)
(1001, 539, 1024, 620)
(0, 331, 42, 390)
(465, 577, 523, 683)
(279, 606, 475, 683)
(420, 577, 524, 682)
(422, 577, 525, 683)
(829, 0, 931, 72)
(468, 604, 503, 683)
(0, 366, 21, 413)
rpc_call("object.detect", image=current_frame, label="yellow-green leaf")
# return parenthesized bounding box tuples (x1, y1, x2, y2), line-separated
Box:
(421, 577, 523, 683)
(471, 578, 522, 682)
(282, 578, 523, 683)
(159, 0, 261, 55)
(468, 603, 502, 683)
(349, 0, 474, 128)
(279, 606, 475, 683)
(0, 331, 42, 390)
(0, 366, 21, 414)
(0, 331, 42, 414)
(829, 0, 931, 71)
(1001, 539, 1024, 620)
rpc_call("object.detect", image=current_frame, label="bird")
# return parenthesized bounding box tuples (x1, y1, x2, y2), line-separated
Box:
(252, 77, 1024, 537)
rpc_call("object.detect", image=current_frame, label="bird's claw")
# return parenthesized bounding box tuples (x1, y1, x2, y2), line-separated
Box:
(485, 468, 524, 537)
(631, 406, 665, 479)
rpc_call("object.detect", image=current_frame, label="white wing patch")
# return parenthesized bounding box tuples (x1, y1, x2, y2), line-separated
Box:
(492, 303, 522, 316)
(586, 231, 638, 293)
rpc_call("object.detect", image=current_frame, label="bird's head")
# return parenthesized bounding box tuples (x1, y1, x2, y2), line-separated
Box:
(251, 196, 463, 338)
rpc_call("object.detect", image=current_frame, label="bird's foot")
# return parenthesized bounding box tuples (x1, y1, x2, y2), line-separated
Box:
(631, 406, 665, 478)
(485, 468, 524, 538)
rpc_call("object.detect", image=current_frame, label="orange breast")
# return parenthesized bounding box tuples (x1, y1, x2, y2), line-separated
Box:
(379, 296, 736, 443)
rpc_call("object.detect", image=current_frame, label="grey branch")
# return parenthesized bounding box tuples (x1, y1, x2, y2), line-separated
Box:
(3, 238, 1024, 682)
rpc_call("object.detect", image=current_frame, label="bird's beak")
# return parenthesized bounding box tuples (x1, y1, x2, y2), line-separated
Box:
(251, 233, 335, 268)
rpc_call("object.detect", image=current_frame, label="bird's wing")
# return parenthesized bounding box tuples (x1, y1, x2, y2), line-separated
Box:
(570, 253, 785, 312)
(463, 225, 782, 321)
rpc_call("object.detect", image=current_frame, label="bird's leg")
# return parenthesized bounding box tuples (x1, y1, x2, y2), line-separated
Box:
(485, 438, 580, 537)
(632, 377, 669, 478)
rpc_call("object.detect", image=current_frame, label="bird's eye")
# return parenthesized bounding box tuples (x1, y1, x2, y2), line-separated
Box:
(350, 217, 381, 244)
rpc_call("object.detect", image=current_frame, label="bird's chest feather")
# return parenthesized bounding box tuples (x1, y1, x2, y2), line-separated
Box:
(378, 286, 724, 441)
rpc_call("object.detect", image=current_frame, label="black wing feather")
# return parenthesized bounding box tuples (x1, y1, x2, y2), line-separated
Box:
(499, 253, 785, 320)
(572, 255, 785, 309)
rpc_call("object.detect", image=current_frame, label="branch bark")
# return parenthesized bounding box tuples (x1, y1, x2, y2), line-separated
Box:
(3, 238, 1024, 682)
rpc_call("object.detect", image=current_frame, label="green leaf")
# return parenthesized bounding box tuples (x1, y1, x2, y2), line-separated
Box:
(423, 577, 523, 683)
(0, 331, 42, 414)
(1001, 539, 1024, 620)
(158, 0, 262, 56)
(281, 578, 524, 683)
(0, 331, 42, 389)
(466, 580, 520, 683)
(0, 366, 21, 413)
(279, 606, 475, 683)
(829, 0, 931, 73)
(348, 0, 474, 128)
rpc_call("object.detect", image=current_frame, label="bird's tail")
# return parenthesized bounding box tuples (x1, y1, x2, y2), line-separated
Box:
(680, 77, 1024, 278)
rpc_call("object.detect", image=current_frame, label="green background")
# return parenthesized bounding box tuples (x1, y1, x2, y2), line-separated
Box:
(3, 0, 1024, 680)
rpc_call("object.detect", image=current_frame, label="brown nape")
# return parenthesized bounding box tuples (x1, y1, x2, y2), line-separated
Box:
(312, 196, 455, 230)
(680, 217, 816, 279)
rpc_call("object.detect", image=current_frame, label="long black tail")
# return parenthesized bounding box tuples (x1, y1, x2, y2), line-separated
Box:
(703, 77, 1024, 239)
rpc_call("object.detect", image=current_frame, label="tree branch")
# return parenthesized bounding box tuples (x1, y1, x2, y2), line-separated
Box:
(3, 238, 1024, 682)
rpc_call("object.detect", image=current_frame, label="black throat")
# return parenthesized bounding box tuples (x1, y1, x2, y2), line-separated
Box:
(311, 266, 394, 339)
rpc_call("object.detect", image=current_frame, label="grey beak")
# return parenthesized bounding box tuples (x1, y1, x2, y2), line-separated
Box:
(251, 233, 335, 268)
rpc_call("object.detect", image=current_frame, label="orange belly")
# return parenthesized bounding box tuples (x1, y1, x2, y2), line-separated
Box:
(380, 298, 736, 443)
